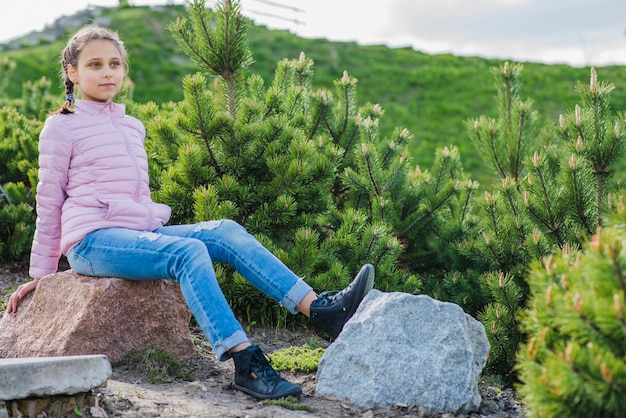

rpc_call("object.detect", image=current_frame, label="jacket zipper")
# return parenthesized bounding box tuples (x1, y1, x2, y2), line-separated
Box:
(108, 103, 142, 203)
(107, 103, 156, 230)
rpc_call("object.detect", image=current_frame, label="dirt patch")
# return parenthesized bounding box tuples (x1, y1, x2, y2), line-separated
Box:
(1, 261, 523, 417)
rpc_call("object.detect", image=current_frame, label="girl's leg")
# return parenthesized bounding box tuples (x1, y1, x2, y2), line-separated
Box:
(66, 227, 249, 361)
(156, 220, 314, 314)
(156, 220, 375, 339)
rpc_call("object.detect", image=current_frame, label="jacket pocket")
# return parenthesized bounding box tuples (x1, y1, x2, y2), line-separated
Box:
(102, 199, 151, 221)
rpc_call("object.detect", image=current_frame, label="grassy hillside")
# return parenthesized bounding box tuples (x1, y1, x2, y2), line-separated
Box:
(2, 3, 626, 185)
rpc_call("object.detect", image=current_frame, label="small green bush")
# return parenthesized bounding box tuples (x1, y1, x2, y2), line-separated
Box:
(454, 64, 625, 384)
(0, 187, 36, 261)
(268, 345, 325, 373)
(262, 396, 316, 412)
(517, 206, 626, 417)
(113, 347, 193, 383)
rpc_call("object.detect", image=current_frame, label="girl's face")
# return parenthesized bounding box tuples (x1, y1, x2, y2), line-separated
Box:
(68, 39, 125, 103)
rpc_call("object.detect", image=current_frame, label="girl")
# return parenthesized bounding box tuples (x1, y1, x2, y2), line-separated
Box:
(6, 24, 374, 400)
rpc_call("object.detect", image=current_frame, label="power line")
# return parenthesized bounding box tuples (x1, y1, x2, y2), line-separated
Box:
(200, 0, 307, 27)
(248, 0, 304, 13)
(245, 8, 304, 25)
(241, 0, 306, 26)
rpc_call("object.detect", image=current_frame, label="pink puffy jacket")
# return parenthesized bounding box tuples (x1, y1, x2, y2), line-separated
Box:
(29, 99, 171, 280)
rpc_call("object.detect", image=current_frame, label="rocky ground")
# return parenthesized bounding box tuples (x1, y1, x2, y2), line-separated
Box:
(1, 261, 523, 417)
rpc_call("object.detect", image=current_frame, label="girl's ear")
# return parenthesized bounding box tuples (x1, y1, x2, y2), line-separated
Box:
(67, 64, 78, 83)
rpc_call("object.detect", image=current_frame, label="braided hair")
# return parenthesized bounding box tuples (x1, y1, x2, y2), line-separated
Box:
(57, 24, 128, 114)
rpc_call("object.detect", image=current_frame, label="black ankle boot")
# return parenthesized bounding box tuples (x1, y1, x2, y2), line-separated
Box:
(231, 345, 302, 400)
(310, 264, 375, 339)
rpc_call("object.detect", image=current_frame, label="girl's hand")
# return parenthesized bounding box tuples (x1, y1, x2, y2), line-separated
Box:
(6, 280, 39, 314)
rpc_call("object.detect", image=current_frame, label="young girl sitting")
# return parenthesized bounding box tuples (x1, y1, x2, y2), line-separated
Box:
(6, 24, 374, 400)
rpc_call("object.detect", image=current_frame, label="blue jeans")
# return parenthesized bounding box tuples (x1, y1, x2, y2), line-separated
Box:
(66, 219, 313, 361)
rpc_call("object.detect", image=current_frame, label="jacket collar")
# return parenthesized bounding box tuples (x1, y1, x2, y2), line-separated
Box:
(74, 99, 126, 118)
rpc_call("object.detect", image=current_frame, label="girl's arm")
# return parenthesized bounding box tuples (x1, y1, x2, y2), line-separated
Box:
(28, 116, 72, 281)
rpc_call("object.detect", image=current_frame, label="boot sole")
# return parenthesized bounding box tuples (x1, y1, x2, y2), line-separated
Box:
(347, 263, 375, 319)
(233, 383, 302, 400)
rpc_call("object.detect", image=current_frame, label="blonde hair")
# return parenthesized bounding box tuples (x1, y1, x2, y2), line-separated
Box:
(57, 24, 128, 114)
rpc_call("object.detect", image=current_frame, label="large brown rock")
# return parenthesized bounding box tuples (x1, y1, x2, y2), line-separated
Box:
(0, 271, 195, 361)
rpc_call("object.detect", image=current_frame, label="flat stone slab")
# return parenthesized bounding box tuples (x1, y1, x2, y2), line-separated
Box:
(0, 355, 112, 401)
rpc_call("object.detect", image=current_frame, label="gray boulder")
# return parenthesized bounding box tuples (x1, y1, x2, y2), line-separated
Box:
(315, 290, 489, 415)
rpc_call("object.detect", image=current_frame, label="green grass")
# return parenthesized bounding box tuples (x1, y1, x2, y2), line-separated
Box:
(262, 397, 316, 412)
(2, 3, 625, 185)
(111, 347, 194, 383)
(268, 345, 325, 373)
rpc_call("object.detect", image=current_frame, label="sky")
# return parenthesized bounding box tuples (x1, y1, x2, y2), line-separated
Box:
(1, 0, 625, 67)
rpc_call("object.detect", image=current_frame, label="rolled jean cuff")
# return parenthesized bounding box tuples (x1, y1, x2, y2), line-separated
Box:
(216, 330, 250, 362)
(280, 278, 313, 315)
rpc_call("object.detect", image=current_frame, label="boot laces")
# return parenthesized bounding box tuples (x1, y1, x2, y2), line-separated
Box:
(314, 289, 343, 306)
(250, 348, 281, 383)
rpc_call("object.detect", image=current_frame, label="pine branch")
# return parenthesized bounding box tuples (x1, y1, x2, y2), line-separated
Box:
(609, 244, 626, 302)
(361, 143, 382, 200)
(496, 272, 519, 323)
(512, 102, 528, 181)
(338, 71, 353, 134)
(307, 91, 327, 140)
(398, 183, 457, 237)
(567, 156, 595, 235)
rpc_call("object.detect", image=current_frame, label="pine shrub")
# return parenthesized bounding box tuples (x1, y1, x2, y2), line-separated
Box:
(0, 197, 35, 261)
(455, 63, 625, 383)
(517, 205, 626, 417)
(143, 0, 475, 323)
(0, 105, 40, 261)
